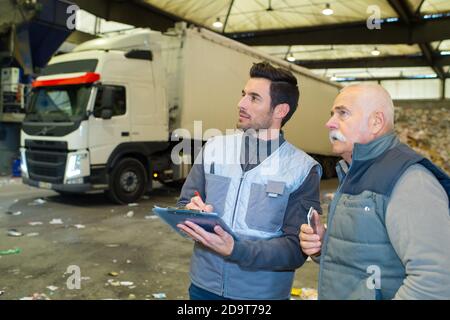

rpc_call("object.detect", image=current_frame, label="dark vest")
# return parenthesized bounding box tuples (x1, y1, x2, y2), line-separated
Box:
(319, 135, 450, 300)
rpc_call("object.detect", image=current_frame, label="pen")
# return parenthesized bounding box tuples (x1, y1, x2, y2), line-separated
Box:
(194, 191, 206, 212)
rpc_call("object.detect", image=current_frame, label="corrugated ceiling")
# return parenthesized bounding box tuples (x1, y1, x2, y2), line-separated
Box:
(116, 1, 450, 80)
(142, 0, 447, 32)
(254, 44, 422, 60)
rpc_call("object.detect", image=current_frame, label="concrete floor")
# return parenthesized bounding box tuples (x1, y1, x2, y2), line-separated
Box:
(0, 177, 337, 300)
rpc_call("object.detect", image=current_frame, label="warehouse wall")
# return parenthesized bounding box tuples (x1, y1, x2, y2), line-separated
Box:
(343, 79, 449, 100)
(383, 79, 444, 100)
(446, 79, 450, 98)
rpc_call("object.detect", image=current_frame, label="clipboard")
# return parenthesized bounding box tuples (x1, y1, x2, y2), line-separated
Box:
(152, 206, 238, 240)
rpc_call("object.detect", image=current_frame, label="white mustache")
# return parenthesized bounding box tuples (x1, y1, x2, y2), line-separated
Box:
(329, 130, 347, 143)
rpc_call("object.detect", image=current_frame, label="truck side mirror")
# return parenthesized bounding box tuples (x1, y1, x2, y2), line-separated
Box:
(101, 108, 113, 119)
(101, 86, 115, 110)
(99, 86, 114, 119)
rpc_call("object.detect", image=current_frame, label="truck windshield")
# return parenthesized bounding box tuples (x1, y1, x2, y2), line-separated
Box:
(26, 84, 92, 122)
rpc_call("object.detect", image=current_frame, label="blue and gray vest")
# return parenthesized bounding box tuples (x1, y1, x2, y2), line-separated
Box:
(318, 133, 450, 300)
(190, 132, 320, 299)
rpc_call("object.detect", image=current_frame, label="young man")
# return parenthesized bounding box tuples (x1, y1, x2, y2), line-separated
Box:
(177, 62, 322, 300)
(300, 84, 450, 299)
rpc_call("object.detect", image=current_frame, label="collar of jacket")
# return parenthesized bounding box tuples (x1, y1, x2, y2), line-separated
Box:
(336, 132, 400, 179)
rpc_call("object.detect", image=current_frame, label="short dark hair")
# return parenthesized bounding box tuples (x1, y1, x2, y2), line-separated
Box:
(249, 61, 299, 126)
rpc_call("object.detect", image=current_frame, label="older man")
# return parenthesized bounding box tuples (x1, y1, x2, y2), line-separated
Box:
(300, 84, 450, 300)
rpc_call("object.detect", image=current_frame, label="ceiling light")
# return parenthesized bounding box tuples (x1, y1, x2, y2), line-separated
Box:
(322, 3, 334, 16)
(212, 17, 223, 29)
(371, 47, 381, 56)
(287, 53, 296, 62)
(440, 51, 450, 56)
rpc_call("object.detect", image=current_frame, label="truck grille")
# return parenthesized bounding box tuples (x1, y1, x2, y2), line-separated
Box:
(25, 140, 68, 184)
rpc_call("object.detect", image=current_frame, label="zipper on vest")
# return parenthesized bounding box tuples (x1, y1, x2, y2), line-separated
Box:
(231, 172, 245, 229)
(318, 162, 350, 294)
(221, 172, 245, 296)
(220, 172, 245, 297)
(221, 261, 226, 296)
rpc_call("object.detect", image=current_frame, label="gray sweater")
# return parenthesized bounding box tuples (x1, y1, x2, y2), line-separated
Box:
(386, 164, 450, 299)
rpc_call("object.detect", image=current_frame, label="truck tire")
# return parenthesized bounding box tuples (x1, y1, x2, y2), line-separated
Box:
(106, 158, 147, 204)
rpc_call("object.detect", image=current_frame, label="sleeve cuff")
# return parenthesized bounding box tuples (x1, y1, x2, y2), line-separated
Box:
(226, 240, 247, 263)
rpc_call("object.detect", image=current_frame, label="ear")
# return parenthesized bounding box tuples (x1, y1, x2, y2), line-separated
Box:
(370, 111, 385, 135)
(274, 103, 290, 120)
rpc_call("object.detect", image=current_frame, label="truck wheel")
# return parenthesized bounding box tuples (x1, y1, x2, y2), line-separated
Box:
(106, 158, 147, 204)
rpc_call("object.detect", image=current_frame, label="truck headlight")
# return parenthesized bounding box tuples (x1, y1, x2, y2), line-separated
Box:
(66, 152, 88, 179)
(20, 149, 28, 178)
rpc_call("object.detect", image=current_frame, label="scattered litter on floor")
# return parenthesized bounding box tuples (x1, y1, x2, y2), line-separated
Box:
(6, 210, 22, 216)
(126, 260, 131, 264)
(0, 290, 4, 296)
(0, 248, 21, 256)
(20, 293, 50, 300)
(152, 293, 166, 299)
(29, 198, 47, 206)
(120, 281, 134, 287)
(126, 211, 134, 218)
(306, 256, 312, 262)
(128, 294, 136, 299)
(26, 233, 40, 237)
(29, 221, 43, 226)
(109, 272, 119, 277)
(73, 224, 85, 229)
(324, 193, 335, 201)
(106, 244, 120, 248)
(0, 178, 21, 187)
(145, 215, 158, 220)
(112, 259, 117, 263)
(49, 218, 63, 225)
(46, 286, 58, 291)
(107, 279, 120, 287)
(290, 287, 318, 300)
(7, 229, 23, 237)
(128, 203, 139, 207)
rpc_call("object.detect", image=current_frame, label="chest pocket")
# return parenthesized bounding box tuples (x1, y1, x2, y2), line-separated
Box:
(333, 192, 388, 243)
(205, 173, 231, 217)
(245, 180, 289, 233)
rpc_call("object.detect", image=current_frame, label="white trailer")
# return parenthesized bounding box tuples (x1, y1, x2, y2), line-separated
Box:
(20, 23, 341, 204)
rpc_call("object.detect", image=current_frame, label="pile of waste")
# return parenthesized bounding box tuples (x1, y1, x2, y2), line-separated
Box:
(394, 106, 449, 175)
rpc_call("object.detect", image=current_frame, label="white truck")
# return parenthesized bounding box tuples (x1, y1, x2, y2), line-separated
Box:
(20, 23, 341, 204)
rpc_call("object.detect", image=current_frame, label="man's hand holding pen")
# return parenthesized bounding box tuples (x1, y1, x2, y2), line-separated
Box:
(177, 191, 234, 257)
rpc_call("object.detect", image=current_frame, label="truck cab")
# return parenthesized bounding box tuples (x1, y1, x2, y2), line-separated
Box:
(21, 30, 170, 203)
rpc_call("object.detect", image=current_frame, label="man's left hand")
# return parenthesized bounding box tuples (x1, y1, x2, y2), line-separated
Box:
(177, 221, 234, 256)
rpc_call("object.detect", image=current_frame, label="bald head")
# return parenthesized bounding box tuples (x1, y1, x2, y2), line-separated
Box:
(326, 83, 396, 163)
(339, 84, 395, 132)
